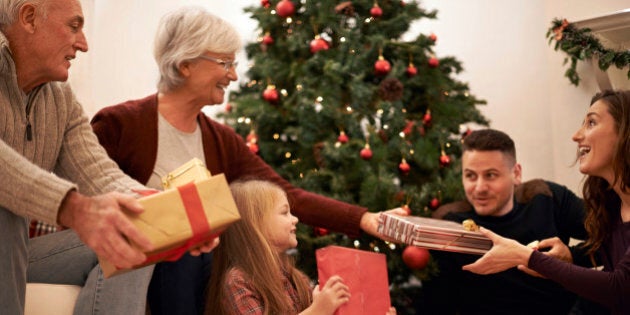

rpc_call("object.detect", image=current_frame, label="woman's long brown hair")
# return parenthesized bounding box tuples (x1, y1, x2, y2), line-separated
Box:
(581, 90, 630, 256)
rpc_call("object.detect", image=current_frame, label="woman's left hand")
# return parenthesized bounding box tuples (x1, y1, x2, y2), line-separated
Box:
(360, 208, 408, 243)
(189, 237, 220, 256)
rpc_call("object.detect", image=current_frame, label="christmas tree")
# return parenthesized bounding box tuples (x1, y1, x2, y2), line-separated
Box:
(222, 0, 488, 312)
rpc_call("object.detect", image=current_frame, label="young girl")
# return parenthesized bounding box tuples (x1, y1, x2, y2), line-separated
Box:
(205, 180, 351, 315)
(462, 90, 630, 314)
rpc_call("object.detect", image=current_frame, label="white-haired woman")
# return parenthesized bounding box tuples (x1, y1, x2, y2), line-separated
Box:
(91, 6, 406, 315)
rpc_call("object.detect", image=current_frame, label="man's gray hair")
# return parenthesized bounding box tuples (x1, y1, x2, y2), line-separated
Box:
(0, 0, 47, 29)
(154, 6, 242, 92)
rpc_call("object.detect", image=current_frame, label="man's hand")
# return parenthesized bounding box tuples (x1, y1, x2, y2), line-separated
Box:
(517, 237, 572, 277)
(359, 207, 408, 242)
(57, 191, 153, 268)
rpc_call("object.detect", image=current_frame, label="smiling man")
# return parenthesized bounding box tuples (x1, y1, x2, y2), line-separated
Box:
(0, 0, 167, 313)
(422, 128, 592, 315)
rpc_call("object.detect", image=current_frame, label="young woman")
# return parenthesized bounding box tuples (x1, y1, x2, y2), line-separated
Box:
(462, 90, 630, 314)
(206, 180, 350, 315)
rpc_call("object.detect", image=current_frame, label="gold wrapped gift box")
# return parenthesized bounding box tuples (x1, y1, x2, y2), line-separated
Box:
(99, 163, 240, 278)
(161, 157, 212, 189)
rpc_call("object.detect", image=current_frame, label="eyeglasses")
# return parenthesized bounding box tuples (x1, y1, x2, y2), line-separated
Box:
(198, 55, 238, 71)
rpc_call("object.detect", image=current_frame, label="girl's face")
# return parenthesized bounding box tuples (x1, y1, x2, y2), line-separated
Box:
(572, 100, 619, 182)
(266, 192, 299, 253)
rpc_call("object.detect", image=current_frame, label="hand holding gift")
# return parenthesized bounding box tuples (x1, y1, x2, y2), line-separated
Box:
(310, 275, 351, 315)
(316, 246, 396, 315)
(377, 213, 492, 255)
(98, 159, 240, 278)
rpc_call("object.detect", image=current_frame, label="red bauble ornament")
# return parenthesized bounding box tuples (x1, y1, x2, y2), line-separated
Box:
(374, 57, 391, 76)
(370, 4, 383, 18)
(261, 0, 270, 8)
(406, 63, 418, 77)
(246, 130, 258, 143)
(275, 0, 295, 17)
(428, 56, 439, 68)
(247, 142, 259, 154)
(310, 37, 329, 54)
(225, 103, 232, 112)
(439, 153, 451, 167)
(262, 33, 274, 45)
(402, 120, 415, 136)
(422, 110, 432, 126)
(262, 85, 279, 104)
(360, 144, 373, 160)
(429, 197, 440, 210)
(314, 227, 329, 236)
(399, 158, 411, 175)
(402, 246, 430, 270)
(428, 33, 437, 42)
(337, 131, 349, 144)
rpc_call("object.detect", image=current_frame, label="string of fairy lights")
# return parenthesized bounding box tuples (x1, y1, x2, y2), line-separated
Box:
(227, 0, 477, 222)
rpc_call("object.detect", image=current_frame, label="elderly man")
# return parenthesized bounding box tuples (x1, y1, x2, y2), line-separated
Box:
(0, 0, 203, 313)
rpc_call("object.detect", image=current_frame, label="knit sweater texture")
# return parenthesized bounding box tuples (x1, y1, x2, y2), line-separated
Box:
(424, 181, 587, 315)
(0, 31, 143, 224)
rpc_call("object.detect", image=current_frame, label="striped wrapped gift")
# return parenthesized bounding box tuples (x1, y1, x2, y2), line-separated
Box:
(377, 213, 492, 255)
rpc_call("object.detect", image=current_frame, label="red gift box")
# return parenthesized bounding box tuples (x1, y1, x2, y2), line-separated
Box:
(316, 246, 390, 315)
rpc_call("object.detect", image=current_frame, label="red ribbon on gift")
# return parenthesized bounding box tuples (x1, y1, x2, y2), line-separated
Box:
(142, 182, 219, 265)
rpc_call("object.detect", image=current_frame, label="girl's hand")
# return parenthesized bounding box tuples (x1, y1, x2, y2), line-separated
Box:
(304, 275, 350, 315)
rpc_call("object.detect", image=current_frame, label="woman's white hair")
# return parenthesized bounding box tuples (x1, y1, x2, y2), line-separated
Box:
(154, 6, 242, 92)
(0, 0, 47, 29)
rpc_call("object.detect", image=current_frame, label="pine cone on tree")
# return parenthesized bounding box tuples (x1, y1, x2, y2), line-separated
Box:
(313, 142, 326, 168)
(378, 77, 403, 101)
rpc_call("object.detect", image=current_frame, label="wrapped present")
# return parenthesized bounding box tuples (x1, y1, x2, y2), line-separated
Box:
(99, 174, 240, 278)
(378, 213, 492, 255)
(161, 157, 211, 189)
(316, 246, 391, 315)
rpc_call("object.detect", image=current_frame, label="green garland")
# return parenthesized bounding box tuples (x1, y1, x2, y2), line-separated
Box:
(547, 18, 630, 86)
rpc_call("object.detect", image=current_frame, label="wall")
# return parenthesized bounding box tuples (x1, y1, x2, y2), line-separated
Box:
(70, 0, 630, 194)
(408, 0, 628, 194)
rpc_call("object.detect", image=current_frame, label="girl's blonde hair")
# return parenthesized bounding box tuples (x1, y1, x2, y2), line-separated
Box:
(206, 180, 311, 315)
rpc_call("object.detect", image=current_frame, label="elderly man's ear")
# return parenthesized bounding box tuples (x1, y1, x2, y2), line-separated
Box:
(17, 4, 38, 33)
